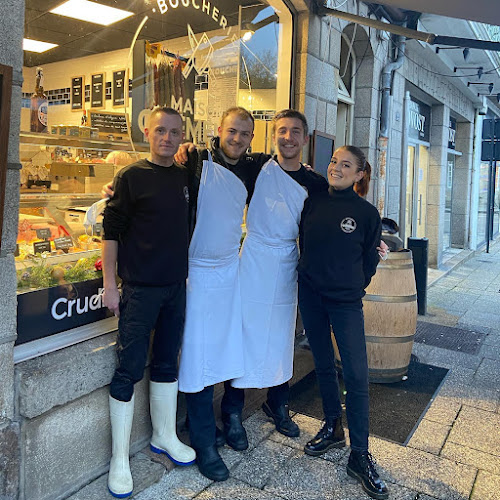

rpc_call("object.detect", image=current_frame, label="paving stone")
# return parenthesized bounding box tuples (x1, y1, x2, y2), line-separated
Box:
(447, 406, 500, 456)
(470, 470, 500, 500)
(264, 450, 418, 500)
(473, 358, 500, 391)
(232, 438, 296, 488)
(459, 311, 500, 331)
(479, 343, 500, 360)
(133, 464, 211, 500)
(67, 453, 164, 500)
(483, 333, 500, 347)
(407, 418, 450, 455)
(368, 436, 476, 499)
(422, 346, 482, 371)
(196, 478, 284, 500)
(424, 398, 461, 426)
(441, 441, 500, 476)
(439, 380, 499, 413)
(243, 410, 276, 450)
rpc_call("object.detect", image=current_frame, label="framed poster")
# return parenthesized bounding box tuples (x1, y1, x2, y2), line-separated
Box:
(0, 64, 12, 250)
(309, 130, 335, 179)
(91, 72, 104, 109)
(71, 75, 84, 111)
(112, 70, 126, 107)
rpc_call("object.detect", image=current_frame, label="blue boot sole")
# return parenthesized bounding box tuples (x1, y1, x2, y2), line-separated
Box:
(150, 444, 196, 466)
(108, 487, 132, 498)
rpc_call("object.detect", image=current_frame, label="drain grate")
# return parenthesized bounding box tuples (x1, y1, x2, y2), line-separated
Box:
(415, 321, 486, 354)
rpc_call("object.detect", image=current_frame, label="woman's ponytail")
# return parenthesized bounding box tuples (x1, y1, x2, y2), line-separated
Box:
(354, 160, 371, 197)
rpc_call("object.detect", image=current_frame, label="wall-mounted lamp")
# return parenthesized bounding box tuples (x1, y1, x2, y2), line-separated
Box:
(454, 66, 484, 79)
(436, 46, 470, 61)
(468, 82, 494, 93)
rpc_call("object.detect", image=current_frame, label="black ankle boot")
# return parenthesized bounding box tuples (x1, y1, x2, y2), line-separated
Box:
(221, 413, 248, 451)
(347, 450, 389, 500)
(304, 417, 346, 456)
(195, 445, 229, 482)
(262, 402, 300, 437)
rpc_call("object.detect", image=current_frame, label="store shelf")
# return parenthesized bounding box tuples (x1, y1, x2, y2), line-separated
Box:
(20, 131, 149, 152)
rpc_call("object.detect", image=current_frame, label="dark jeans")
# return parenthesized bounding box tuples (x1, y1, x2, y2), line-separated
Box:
(186, 381, 290, 449)
(298, 278, 369, 452)
(110, 281, 186, 402)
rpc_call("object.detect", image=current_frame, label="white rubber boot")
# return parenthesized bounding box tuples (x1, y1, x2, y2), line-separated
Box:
(108, 394, 134, 498)
(149, 380, 196, 465)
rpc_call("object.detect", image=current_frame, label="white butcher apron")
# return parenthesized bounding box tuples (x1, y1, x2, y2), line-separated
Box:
(178, 154, 247, 393)
(232, 159, 308, 389)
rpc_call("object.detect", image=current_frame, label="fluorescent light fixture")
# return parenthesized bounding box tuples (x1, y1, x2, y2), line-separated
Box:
(23, 38, 59, 53)
(50, 0, 133, 26)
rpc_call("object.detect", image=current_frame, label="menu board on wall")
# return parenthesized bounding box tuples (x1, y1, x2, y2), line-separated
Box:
(113, 70, 126, 107)
(89, 110, 128, 135)
(91, 72, 104, 109)
(71, 76, 84, 111)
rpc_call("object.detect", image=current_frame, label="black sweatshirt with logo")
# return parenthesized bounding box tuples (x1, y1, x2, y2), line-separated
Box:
(298, 185, 381, 302)
(103, 159, 190, 286)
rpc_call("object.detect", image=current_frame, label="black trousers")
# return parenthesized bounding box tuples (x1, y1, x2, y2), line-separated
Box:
(185, 381, 290, 449)
(298, 277, 369, 452)
(110, 281, 186, 402)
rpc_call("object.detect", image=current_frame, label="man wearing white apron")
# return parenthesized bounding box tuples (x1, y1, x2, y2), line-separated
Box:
(177, 108, 269, 481)
(232, 110, 328, 433)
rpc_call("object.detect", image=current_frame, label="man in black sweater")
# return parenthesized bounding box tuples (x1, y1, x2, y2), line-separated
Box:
(102, 107, 195, 499)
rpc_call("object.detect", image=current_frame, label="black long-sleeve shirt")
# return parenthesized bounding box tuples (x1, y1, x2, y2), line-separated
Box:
(298, 185, 381, 302)
(103, 159, 190, 286)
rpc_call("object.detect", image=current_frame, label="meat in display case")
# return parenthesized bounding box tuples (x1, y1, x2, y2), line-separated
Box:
(16, 131, 147, 345)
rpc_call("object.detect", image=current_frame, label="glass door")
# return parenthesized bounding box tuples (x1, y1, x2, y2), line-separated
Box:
(405, 143, 429, 239)
(416, 145, 429, 238)
(444, 153, 455, 250)
(405, 145, 415, 239)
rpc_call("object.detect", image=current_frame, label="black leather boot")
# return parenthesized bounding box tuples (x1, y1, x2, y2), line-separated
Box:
(195, 445, 229, 482)
(221, 413, 248, 451)
(347, 450, 389, 500)
(262, 402, 300, 437)
(304, 417, 346, 456)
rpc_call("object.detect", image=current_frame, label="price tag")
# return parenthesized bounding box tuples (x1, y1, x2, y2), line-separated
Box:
(93, 223, 103, 236)
(54, 236, 73, 251)
(33, 240, 51, 254)
(36, 228, 52, 239)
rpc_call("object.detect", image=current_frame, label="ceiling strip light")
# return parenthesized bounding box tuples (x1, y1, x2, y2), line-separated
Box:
(23, 38, 59, 53)
(50, 0, 134, 26)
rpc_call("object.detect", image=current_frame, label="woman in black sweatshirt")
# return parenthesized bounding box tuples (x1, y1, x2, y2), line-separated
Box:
(297, 146, 388, 500)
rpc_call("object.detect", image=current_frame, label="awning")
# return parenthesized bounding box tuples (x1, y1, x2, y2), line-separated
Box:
(367, 0, 500, 27)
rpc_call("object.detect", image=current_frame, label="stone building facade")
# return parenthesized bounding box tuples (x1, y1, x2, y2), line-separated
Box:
(0, 1, 498, 499)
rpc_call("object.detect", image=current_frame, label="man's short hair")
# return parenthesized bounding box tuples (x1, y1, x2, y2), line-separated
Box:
(220, 107, 255, 128)
(272, 109, 309, 137)
(149, 106, 182, 124)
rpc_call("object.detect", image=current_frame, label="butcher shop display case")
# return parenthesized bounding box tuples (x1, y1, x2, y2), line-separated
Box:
(16, 131, 148, 345)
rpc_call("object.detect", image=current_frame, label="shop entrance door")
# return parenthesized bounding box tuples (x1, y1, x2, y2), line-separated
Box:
(405, 143, 429, 239)
(444, 153, 455, 249)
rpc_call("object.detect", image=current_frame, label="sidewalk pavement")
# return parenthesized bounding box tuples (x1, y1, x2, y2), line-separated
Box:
(71, 240, 500, 500)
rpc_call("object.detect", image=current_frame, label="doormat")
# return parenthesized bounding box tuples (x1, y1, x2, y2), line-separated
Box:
(415, 321, 486, 355)
(289, 356, 449, 445)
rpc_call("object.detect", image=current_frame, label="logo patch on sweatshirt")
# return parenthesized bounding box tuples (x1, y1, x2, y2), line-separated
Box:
(340, 217, 357, 233)
(183, 186, 190, 203)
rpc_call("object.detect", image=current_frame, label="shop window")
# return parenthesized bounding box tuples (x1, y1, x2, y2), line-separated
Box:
(17, 0, 292, 358)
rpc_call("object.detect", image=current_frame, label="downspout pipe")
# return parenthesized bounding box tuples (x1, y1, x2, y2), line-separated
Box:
(377, 34, 406, 216)
(381, 35, 406, 139)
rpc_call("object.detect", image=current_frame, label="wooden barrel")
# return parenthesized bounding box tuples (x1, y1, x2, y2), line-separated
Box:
(334, 249, 417, 383)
